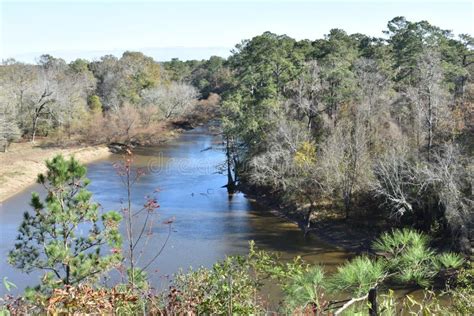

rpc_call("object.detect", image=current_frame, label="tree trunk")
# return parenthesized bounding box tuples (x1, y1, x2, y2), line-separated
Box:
(31, 115, 39, 143)
(368, 287, 378, 316)
(304, 201, 315, 237)
(65, 265, 70, 285)
(344, 194, 351, 220)
(225, 136, 236, 194)
(427, 94, 433, 161)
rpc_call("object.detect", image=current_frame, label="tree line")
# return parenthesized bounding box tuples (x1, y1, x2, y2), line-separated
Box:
(215, 17, 473, 252)
(0, 52, 207, 148)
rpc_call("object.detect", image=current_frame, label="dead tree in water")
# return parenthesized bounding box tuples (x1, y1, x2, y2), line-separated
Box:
(225, 135, 236, 194)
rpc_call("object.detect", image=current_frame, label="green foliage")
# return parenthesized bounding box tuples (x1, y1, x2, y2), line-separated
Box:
(126, 268, 149, 291)
(449, 264, 474, 314)
(8, 155, 122, 291)
(394, 245, 435, 287)
(87, 95, 103, 113)
(373, 229, 436, 287)
(222, 31, 309, 156)
(1, 15, 473, 314)
(1, 237, 469, 314)
(385, 16, 451, 85)
(282, 265, 326, 312)
(89, 51, 161, 107)
(371, 229, 467, 289)
(163, 243, 271, 314)
(189, 56, 232, 98)
(163, 57, 195, 82)
(229, 32, 306, 99)
(218, 16, 472, 246)
(69, 58, 90, 73)
(344, 289, 454, 315)
(328, 256, 386, 296)
(159, 241, 313, 314)
(433, 252, 465, 270)
(372, 228, 430, 256)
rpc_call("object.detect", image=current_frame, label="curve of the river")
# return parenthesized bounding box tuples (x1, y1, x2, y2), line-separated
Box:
(0, 126, 349, 296)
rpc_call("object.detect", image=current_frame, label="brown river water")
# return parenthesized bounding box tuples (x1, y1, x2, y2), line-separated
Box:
(0, 126, 350, 296)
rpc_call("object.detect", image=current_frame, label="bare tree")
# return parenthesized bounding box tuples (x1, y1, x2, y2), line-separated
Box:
(249, 117, 325, 229)
(108, 104, 142, 144)
(113, 151, 173, 289)
(11, 56, 62, 142)
(421, 144, 473, 251)
(0, 104, 21, 152)
(372, 145, 420, 219)
(0, 60, 37, 130)
(141, 82, 199, 119)
(249, 117, 309, 190)
(354, 58, 394, 151)
(286, 61, 325, 133)
(53, 65, 96, 138)
(320, 113, 372, 219)
(373, 142, 473, 251)
(406, 50, 451, 159)
(29, 83, 55, 143)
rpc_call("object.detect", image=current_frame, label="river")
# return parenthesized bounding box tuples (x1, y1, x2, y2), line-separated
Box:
(0, 126, 349, 296)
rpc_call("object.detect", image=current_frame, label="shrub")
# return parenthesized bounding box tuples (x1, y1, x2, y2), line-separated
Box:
(159, 241, 312, 314)
(450, 264, 474, 314)
(161, 255, 266, 314)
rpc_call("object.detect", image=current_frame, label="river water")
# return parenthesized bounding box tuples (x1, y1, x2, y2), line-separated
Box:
(0, 126, 349, 296)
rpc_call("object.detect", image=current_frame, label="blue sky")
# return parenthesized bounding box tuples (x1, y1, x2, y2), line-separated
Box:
(1, 0, 473, 62)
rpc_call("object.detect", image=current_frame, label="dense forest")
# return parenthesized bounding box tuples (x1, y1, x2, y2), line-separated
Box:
(1, 16, 473, 314)
(217, 17, 474, 254)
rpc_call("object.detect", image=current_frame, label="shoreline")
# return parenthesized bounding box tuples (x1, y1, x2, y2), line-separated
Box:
(241, 185, 382, 254)
(0, 123, 205, 204)
(0, 144, 112, 203)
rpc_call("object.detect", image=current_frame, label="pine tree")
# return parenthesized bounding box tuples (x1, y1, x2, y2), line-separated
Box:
(8, 155, 123, 291)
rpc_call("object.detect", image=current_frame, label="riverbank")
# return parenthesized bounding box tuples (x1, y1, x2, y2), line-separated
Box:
(0, 143, 112, 203)
(243, 184, 474, 258)
(0, 121, 197, 203)
(241, 185, 384, 254)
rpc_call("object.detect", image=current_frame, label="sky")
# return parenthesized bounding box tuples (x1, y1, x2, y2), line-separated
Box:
(1, 0, 473, 62)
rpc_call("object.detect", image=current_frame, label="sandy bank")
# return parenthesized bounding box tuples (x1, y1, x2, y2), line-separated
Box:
(0, 143, 112, 202)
